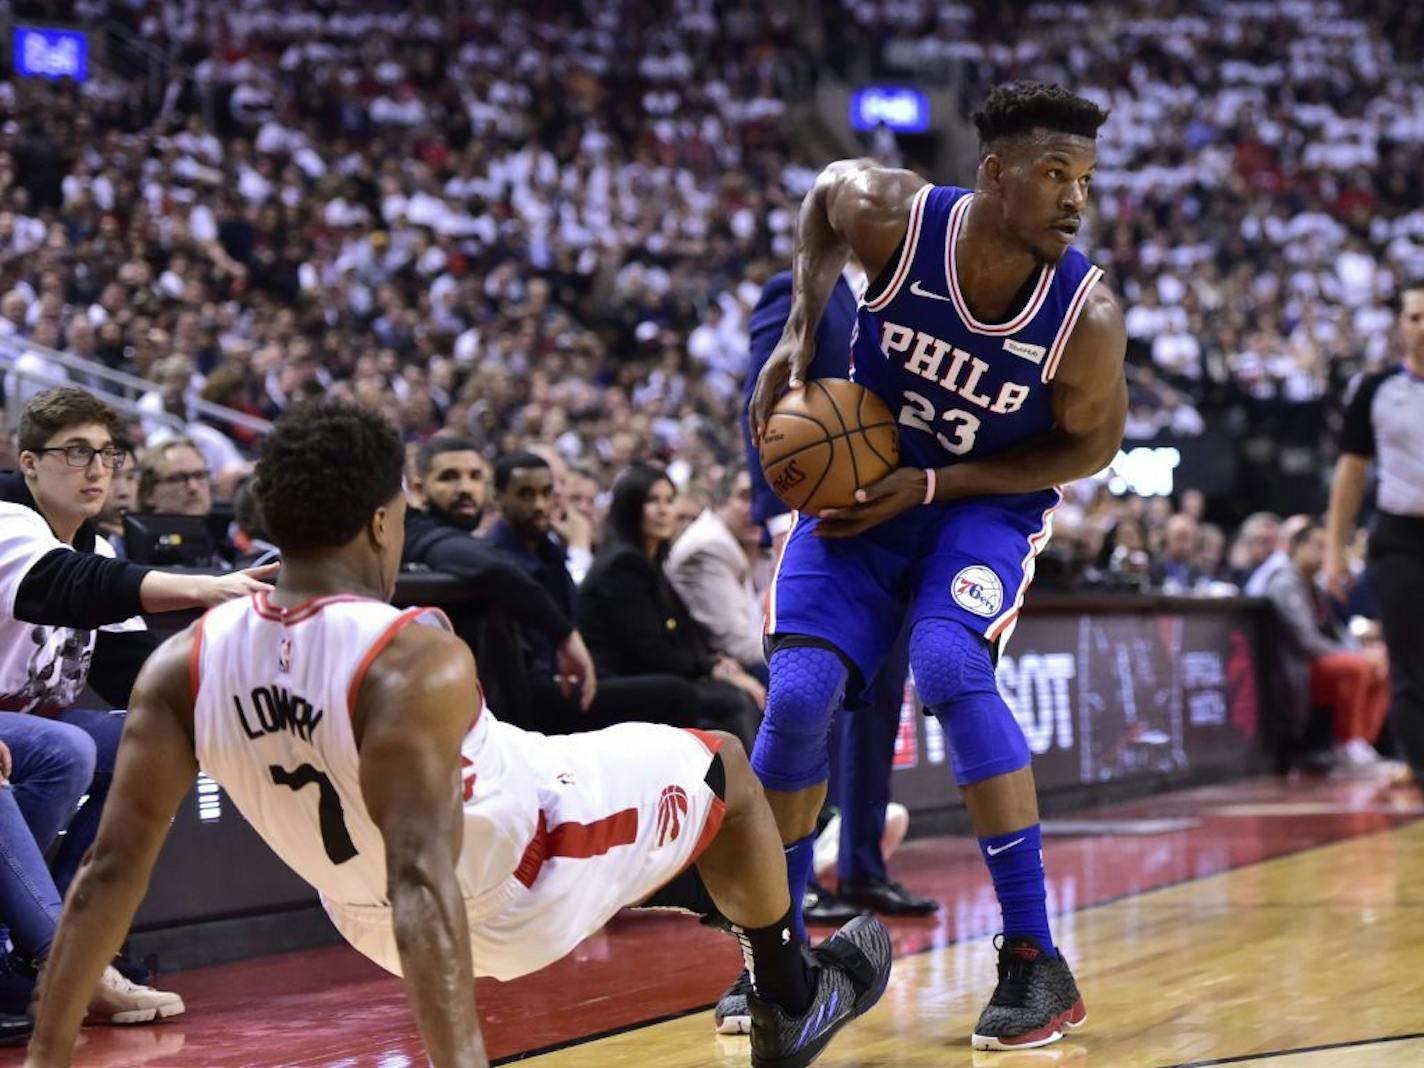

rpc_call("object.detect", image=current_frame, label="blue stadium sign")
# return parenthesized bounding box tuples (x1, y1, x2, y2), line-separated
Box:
(13, 26, 89, 82)
(850, 86, 930, 133)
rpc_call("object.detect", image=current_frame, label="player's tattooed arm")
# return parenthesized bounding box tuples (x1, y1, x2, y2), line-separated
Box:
(934, 286, 1128, 499)
(818, 288, 1127, 538)
(28, 627, 201, 1068)
(749, 159, 927, 441)
(358, 627, 489, 1068)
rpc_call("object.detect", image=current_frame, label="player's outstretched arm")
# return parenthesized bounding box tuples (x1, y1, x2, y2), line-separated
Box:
(818, 288, 1127, 538)
(357, 625, 487, 1068)
(749, 159, 926, 441)
(27, 627, 201, 1068)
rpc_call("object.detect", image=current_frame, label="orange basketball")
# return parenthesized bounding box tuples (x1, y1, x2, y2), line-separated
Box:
(758, 379, 900, 514)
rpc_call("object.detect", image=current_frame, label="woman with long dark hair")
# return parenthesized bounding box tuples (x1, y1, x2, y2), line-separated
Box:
(578, 464, 764, 747)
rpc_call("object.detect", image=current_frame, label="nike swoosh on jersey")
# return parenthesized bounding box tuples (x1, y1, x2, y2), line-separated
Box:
(986, 836, 1026, 856)
(908, 280, 954, 302)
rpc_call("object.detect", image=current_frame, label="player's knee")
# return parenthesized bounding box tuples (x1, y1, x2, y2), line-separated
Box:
(749, 645, 847, 791)
(911, 618, 1029, 784)
(706, 730, 745, 761)
(710, 734, 762, 815)
(909, 617, 996, 710)
(710, 731, 749, 787)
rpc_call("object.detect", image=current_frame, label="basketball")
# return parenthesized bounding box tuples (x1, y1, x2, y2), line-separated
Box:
(758, 379, 901, 514)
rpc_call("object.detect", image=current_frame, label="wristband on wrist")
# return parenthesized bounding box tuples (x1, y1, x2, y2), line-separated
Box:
(922, 468, 936, 506)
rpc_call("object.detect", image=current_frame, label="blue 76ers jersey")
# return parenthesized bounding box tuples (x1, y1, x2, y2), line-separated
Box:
(849, 185, 1104, 471)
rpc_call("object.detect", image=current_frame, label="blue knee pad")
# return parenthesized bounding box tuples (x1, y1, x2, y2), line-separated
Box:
(751, 646, 848, 791)
(910, 618, 1030, 786)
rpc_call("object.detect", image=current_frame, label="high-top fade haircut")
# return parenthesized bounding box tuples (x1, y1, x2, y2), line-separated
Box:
(254, 401, 404, 554)
(972, 82, 1109, 158)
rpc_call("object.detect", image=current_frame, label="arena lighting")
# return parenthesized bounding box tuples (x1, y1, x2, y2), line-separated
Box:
(850, 86, 931, 133)
(1107, 446, 1182, 497)
(13, 25, 89, 81)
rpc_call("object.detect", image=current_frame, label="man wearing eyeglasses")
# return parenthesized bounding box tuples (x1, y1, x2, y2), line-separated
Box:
(0, 387, 273, 1024)
(137, 439, 212, 518)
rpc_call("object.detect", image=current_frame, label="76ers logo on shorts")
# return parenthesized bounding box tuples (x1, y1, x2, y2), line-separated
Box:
(656, 785, 690, 847)
(952, 565, 1004, 618)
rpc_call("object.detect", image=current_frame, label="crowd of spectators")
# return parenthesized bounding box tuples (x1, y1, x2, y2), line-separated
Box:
(0, 2, 1409, 630)
(828, 0, 1424, 514)
(0, 0, 821, 498)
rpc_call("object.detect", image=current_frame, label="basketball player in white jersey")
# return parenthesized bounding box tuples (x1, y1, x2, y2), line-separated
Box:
(26, 402, 891, 1068)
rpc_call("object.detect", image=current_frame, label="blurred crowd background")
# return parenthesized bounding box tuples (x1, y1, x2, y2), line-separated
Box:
(0, 0, 1417, 603)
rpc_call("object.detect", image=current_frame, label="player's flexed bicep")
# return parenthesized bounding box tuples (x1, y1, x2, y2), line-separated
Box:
(355, 625, 488, 1068)
(749, 160, 928, 441)
(1048, 286, 1128, 474)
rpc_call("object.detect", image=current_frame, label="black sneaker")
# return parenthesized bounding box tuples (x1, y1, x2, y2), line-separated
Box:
(0, 1011, 31, 1046)
(803, 881, 868, 926)
(748, 914, 892, 1068)
(971, 935, 1086, 1051)
(838, 877, 939, 917)
(714, 968, 754, 1035)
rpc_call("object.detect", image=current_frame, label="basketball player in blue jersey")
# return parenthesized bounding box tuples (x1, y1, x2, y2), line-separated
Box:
(747, 83, 1127, 1051)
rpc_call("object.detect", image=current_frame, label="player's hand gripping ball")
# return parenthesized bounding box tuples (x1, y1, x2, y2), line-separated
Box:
(758, 379, 900, 515)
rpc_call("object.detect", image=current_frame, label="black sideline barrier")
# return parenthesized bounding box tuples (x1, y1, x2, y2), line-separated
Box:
(128, 577, 1270, 968)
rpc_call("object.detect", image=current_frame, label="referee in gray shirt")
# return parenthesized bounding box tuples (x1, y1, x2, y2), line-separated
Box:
(1326, 279, 1424, 788)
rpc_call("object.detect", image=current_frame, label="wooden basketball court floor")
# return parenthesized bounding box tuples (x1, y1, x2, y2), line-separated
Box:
(7, 774, 1422, 1068)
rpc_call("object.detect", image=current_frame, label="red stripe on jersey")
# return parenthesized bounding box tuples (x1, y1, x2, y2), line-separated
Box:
(679, 793, 726, 878)
(252, 591, 379, 624)
(513, 807, 640, 889)
(865, 185, 928, 312)
(344, 607, 428, 716)
(946, 194, 1056, 336)
(1041, 266, 1103, 383)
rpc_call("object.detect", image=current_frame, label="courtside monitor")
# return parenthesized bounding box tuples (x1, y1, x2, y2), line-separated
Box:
(123, 512, 216, 567)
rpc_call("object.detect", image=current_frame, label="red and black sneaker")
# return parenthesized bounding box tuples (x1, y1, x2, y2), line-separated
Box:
(970, 935, 1086, 1051)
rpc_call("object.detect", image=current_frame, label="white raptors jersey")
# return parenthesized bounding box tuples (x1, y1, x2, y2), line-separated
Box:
(192, 593, 542, 919)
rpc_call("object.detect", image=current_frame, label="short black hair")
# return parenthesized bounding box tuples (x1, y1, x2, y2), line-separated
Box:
(1396, 279, 1424, 311)
(415, 436, 484, 477)
(493, 450, 550, 493)
(254, 401, 404, 554)
(972, 82, 1109, 156)
(232, 478, 267, 539)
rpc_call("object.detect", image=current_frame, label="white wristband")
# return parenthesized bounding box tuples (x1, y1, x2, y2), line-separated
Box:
(922, 468, 936, 506)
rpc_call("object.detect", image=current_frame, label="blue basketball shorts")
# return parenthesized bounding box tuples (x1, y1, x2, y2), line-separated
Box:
(764, 489, 1061, 683)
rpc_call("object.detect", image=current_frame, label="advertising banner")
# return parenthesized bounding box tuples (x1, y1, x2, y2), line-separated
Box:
(889, 610, 1261, 812)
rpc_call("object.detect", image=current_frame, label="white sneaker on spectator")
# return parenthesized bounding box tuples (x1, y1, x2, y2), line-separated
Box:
(1345, 739, 1382, 766)
(1330, 741, 1380, 776)
(813, 803, 912, 881)
(39, 966, 186, 1025)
